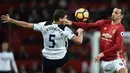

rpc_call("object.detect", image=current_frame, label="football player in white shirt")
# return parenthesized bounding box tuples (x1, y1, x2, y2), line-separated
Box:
(1, 9, 84, 73)
(0, 42, 18, 73)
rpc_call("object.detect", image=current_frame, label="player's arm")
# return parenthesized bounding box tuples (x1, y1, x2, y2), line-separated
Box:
(103, 27, 124, 55)
(66, 27, 83, 44)
(64, 19, 107, 29)
(1, 14, 33, 28)
(71, 28, 83, 44)
(10, 52, 18, 73)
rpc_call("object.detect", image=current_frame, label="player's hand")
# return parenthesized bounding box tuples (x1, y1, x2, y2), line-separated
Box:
(76, 28, 84, 33)
(94, 52, 104, 63)
(1, 14, 11, 23)
(61, 19, 72, 25)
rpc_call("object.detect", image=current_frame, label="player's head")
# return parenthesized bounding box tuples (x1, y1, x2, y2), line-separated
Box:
(53, 9, 67, 24)
(1, 41, 9, 51)
(112, 7, 124, 21)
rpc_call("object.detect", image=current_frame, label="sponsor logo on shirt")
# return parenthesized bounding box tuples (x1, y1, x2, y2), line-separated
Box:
(102, 33, 112, 41)
(102, 33, 112, 39)
(119, 63, 123, 66)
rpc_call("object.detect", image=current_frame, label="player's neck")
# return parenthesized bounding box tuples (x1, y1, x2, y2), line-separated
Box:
(2, 50, 7, 52)
(112, 19, 121, 25)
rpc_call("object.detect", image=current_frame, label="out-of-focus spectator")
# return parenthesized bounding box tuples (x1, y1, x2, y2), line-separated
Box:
(19, 2, 26, 14)
(41, 9, 49, 20)
(79, 46, 88, 61)
(14, 13, 20, 20)
(28, 62, 41, 73)
(68, 0, 78, 13)
(23, 35, 41, 45)
(58, 0, 68, 9)
(17, 2, 27, 21)
(81, 61, 89, 73)
(0, 41, 18, 73)
(29, 0, 37, 10)
(69, 67, 76, 73)
(18, 46, 29, 60)
(111, 0, 117, 7)
(19, 64, 27, 73)
(28, 9, 40, 22)
(8, 6, 14, 17)
(10, 32, 22, 51)
(48, 0, 56, 6)
(64, 66, 76, 73)
(56, 68, 64, 73)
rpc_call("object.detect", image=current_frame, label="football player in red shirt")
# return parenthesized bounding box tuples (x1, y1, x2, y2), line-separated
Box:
(63, 7, 128, 73)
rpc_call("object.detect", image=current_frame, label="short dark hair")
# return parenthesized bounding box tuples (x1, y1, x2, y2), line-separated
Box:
(115, 6, 125, 15)
(53, 9, 67, 22)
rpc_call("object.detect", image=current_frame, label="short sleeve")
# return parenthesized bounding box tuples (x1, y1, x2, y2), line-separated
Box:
(64, 27, 75, 40)
(33, 22, 46, 31)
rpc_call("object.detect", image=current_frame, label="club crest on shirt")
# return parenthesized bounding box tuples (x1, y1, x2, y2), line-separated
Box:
(120, 32, 124, 36)
(104, 27, 107, 30)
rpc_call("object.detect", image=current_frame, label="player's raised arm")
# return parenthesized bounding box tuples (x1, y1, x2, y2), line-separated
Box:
(1, 14, 33, 28)
(64, 19, 110, 30)
(72, 21, 100, 29)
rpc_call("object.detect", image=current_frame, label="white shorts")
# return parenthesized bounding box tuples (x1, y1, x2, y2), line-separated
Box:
(101, 59, 127, 73)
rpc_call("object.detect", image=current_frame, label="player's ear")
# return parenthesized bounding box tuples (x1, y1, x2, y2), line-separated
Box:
(59, 18, 62, 21)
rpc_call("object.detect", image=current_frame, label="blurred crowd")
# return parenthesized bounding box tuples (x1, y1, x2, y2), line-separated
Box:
(0, 0, 130, 30)
(0, 0, 130, 73)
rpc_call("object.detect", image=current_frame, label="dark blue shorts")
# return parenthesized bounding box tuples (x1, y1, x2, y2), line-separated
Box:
(0, 71, 12, 73)
(42, 53, 68, 73)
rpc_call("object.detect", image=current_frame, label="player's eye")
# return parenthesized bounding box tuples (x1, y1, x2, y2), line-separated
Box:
(115, 11, 118, 14)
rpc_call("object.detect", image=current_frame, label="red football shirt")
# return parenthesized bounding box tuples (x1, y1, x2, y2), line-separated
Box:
(72, 20, 125, 61)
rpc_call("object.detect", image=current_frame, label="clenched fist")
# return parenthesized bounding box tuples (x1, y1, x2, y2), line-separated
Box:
(76, 28, 84, 33)
(1, 14, 10, 23)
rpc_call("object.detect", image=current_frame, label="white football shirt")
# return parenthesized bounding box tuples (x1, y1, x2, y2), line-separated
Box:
(34, 21, 75, 59)
(0, 52, 18, 73)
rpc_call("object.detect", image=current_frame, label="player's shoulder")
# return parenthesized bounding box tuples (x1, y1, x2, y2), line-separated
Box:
(100, 19, 111, 22)
(58, 25, 71, 31)
(44, 21, 52, 26)
(35, 21, 46, 25)
(117, 24, 125, 30)
(35, 21, 52, 26)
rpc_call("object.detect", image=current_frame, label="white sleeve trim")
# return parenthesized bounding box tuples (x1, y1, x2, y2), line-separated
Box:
(68, 34, 75, 40)
(33, 24, 41, 31)
(65, 27, 75, 40)
(33, 21, 46, 31)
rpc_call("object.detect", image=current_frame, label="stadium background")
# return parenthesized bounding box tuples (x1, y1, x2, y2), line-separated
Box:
(0, 0, 130, 73)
